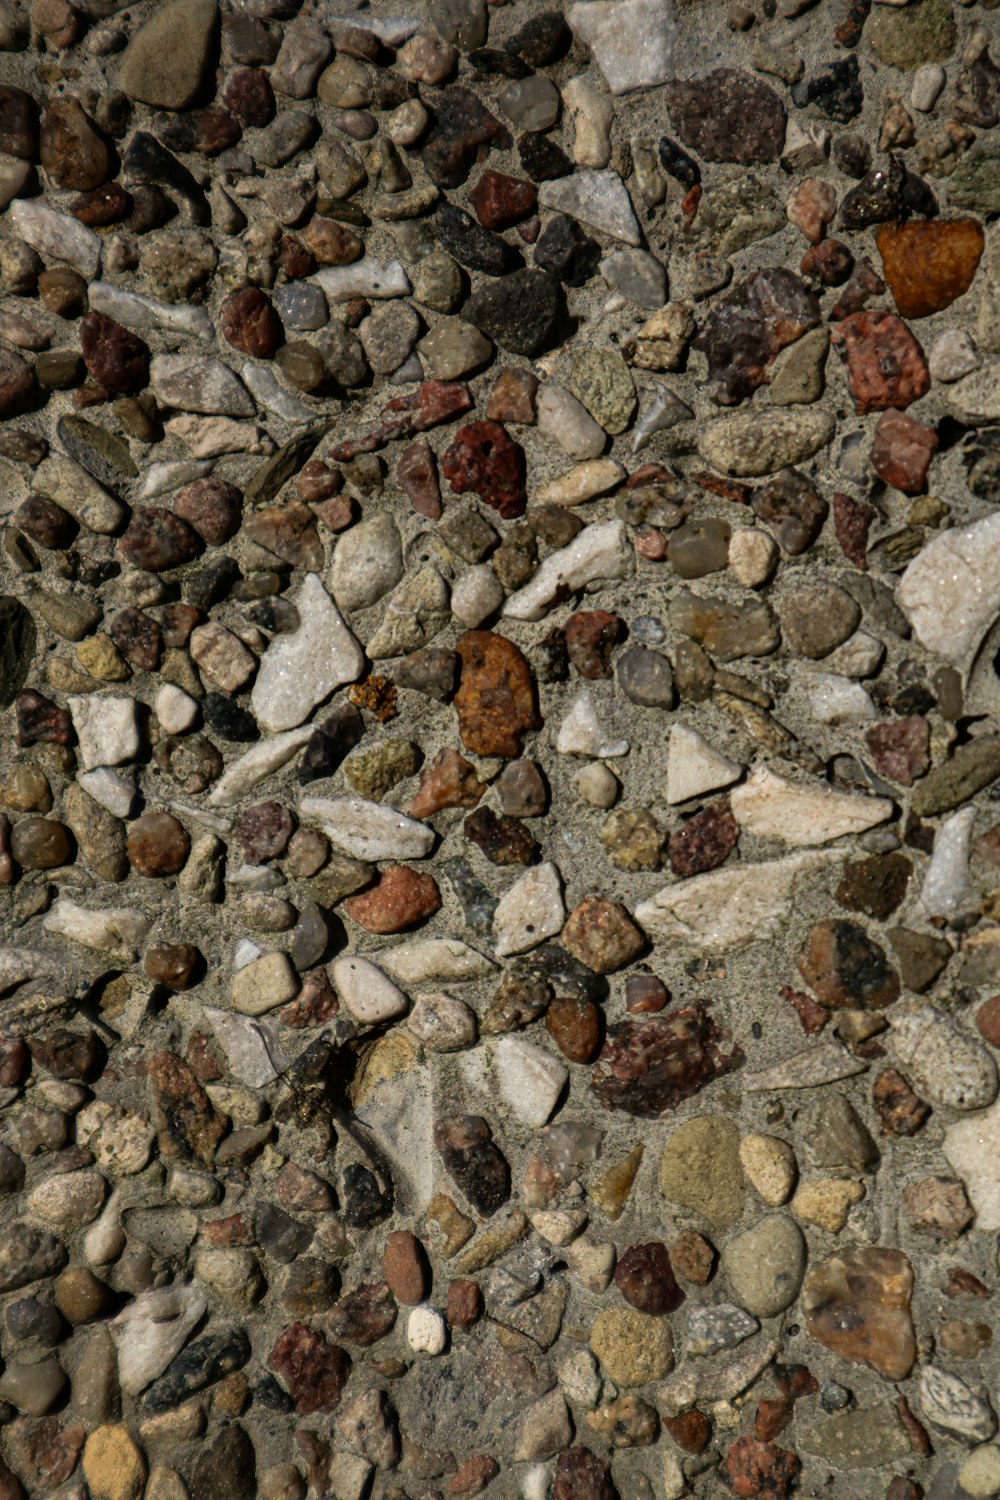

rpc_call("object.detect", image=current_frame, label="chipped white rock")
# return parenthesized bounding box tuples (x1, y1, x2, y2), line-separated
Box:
(208, 726, 313, 807)
(329, 514, 404, 612)
(407, 991, 477, 1051)
(535, 457, 625, 507)
(574, 761, 619, 806)
(407, 1305, 447, 1355)
(804, 673, 876, 724)
(242, 364, 316, 425)
(538, 170, 642, 246)
(67, 695, 140, 770)
(944, 1099, 1000, 1231)
(742, 1043, 869, 1091)
(332, 955, 409, 1024)
(167, 414, 270, 458)
(911, 61, 946, 110)
(823, 630, 886, 678)
(514, 1389, 573, 1464)
(920, 806, 977, 918)
(313, 256, 412, 302)
(559, 1348, 603, 1408)
(150, 354, 255, 417)
(666, 724, 741, 804)
(203, 1007, 279, 1087)
(890, 1006, 998, 1111)
(111, 1285, 207, 1395)
(494, 862, 566, 958)
(154, 683, 198, 736)
(230, 952, 299, 1016)
(138, 460, 214, 500)
(299, 795, 434, 861)
(252, 574, 364, 733)
(379, 937, 495, 985)
(77, 767, 134, 818)
(947, 365, 1000, 423)
(32, 454, 126, 534)
(636, 852, 842, 950)
(450, 564, 505, 628)
(928, 327, 980, 383)
(87, 281, 214, 340)
(730, 766, 893, 845)
(569, 0, 677, 94)
(919, 1366, 997, 1443)
(504, 520, 634, 621)
(43, 900, 151, 960)
(531, 1209, 588, 1247)
(658, 1340, 781, 1418)
(10, 198, 101, 277)
(535, 383, 607, 460)
(899, 513, 1000, 667)
(631, 384, 693, 452)
(556, 688, 629, 757)
(493, 1036, 568, 1128)
(84, 1189, 125, 1266)
(563, 73, 613, 166)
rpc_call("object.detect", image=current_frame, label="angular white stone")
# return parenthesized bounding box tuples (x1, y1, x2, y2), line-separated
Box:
(890, 1006, 998, 1111)
(824, 630, 885, 678)
(556, 688, 629, 757)
(536, 384, 607, 460)
(330, 514, 404, 612)
(167, 415, 270, 458)
(742, 1042, 868, 1092)
(312, 256, 412, 302)
(944, 1098, 1000, 1230)
(87, 280, 214, 340)
(208, 726, 313, 807)
(804, 673, 876, 724)
(252, 574, 364, 733)
(111, 1285, 207, 1395)
(10, 198, 101, 277)
(33, 454, 126, 534)
(68, 694, 140, 770)
(535, 457, 625, 507)
(299, 794, 434, 860)
(407, 991, 477, 1051)
(150, 354, 255, 417)
(138, 460, 214, 500)
(43, 900, 151, 961)
(947, 365, 1000, 423)
(332, 955, 409, 1024)
(78, 767, 135, 818)
(451, 564, 505, 628)
(569, 0, 677, 94)
(242, 364, 315, 425)
(928, 327, 980, 383)
(919, 1366, 997, 1443)
(631, 384, 693, 452)
(493, 861, 566, 958)
(231, 951, 299, 1016)
(920, 806, 977, 918)
(504, 520, 634, 621)
(899, 513, 1000, 667)
(493, 1035, 568, 1127)
(635, 852, 842, 950)
(203, 1007, 280, 1087)
(730, 766, 893, 845)
(379, 937, 495, 985)
(538, 170, 642, 244)
(666, 724, 741, 804)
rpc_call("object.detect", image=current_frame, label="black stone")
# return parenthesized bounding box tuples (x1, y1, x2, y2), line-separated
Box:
(465, 268, 563, 356)
(143, 1330, 252, 1413)
(203, 693, 259, 743)
(341, 1163, 392, 1227)
(658, 135, 700, 187)
(191, 1424, 256, 1500)
(181, 557, 240, 609)
(505, 10, 571, 66)
(792, 56, 864, 122)
(434, 1114, 510, 1217)
(422, 87, 511, 189)
(517, 132, 573, 183)
(533, 214, 601, 287)
(0, 598, 35, 709)
(440, 855, 497, 935)
(832, 132, 872, 180)
(837, 154, 910, 229)
(256, 1202, 313, 1264)
(122, 133, 209, 224)
(468, 47, 531, 79)
(435, 202, 521, 276)
(298, 702, 364, 786)
(392, 646, 457, 700)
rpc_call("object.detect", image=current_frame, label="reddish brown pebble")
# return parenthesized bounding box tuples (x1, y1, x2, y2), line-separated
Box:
(276, 1161, 334, 1212)
(664, 1409, 711, 1453)
(754, 1396, 792, 1443)
(80, 313, 150, 394)
(447, 1278, 482, 1329)
(127, 811, 191, 877)
(144, 944, 201, 990)
(302, 218, 364, 265)
(220, 287, 283, 359)
(281, 234, 314, 279)
(497, 759, 547, 817)
(873, 1068, 931, 1137)
(222, 66, 276, 126)
(886, 1478, 923, 1500)
(297, 459, 343, 503)
(669, 1229, 715, 1284)
(15, 691, 72, 747)
(147, 1049, 227, 1165)
(944, 1267, 990, 1298)
(614, 1241, 684, 1314)
(865, 716, 931, 787)
(344, 864, 441, 933)
(903, 1175, 974, 1238)
(831, 310, 930, 414)
(109, 608, 162, 671)
(625, 973, 669, 1014)
(120, 507, 201, 571)
(565, 610, 625, 679)
(801, 237, 854, 286)
(0, 1039, 28, 1087)
(464, 806, 538, 866)
(328, 1282, 398, 1346)
(546, 996, 602, 1063)
(469, 168, 537, 230)
(779, 984, 829, 1034)
(15, 494, 76, 549)
(447, 1455, 499, 1497)
(454, 630, 541, 758)
(409, 747, 486, 819)
(441, 420, 527, 519)
(798, 919, 900, 1010)
(396, 440, 442, 519)
(786, 177, 837, 243)
(486, 367, 538, 424)
(553, 1446, 616, 1500)
(235, 801, 294, 863)
(876, 217, 985, 319)
(721, 1435, 800, 1500)
(173, 476, 243, 545)
(635, 526, 668, 559)
(268, 1322, 352, 1414)
(977, 994, 1000, 1047)
(244, 501, 323, 570)
(870, 410, 938, 494)
(669, 798, 739, 877)
(381, 1230, 430, 1304)
(39, 97, 108, 190)
(592, 1004, 742, 1117)
(70, 182, 132, 227)
(159, 603, 202, 648)
(832, 491, 874, 569)
(561, 896, 645, 973)
(280, 967, 339, 1029)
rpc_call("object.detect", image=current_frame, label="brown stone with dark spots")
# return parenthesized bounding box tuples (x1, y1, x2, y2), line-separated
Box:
(155, 734, 223, 793)
(561, 896, 644, 973)
(14, 494, 77, 549)
(80, 312, 151, 394)
(553, 1446, 617, 1500)
(302, 218, 364, 266)
(70, 182, 132, 227)
(751, 469, 827, 555)
(328, 1282, 398, 1346)
(664, 69, 786, 165)
(779, 984, 829, 1034)
(721, 1435, 800, 1500)
(39, 97, 108, 190)
(220, 287, 282, 359)
(464, 806, 538, 865)
(801, 238, 854, 285)
(865, 716, 930, 787)
(120, 507, 201, 571)
(10, 817, 71, 870)
(546, 996, 602, 1063)
(613, 1241, 684, 1315)
(469, 169, 537, 231)
(447, 1277, 482, 1329)
(0, 86, 38, 160)
(15, 690, 72, 746)
(903, 1175, 974, 1238)
(565, 611, 625, 679)
(873, 1068, 931, 1137)
(876, 218, 985, 319)
(669, 1228, 715, 1284)
(454, 630, 541, 758)
(235, 801, 293, 863)
(381, 1230, 430, 1304)
(831, 311, 930, 413)
(434, 1114, 510, 1218)
(109, 608, 162, 671)
(127, 811, 191, 877)
(244, 502, 323, 570)
(487, 367, 538, 424)
(447, 1456, 500, 1497)
(147, 1049, 227, 1166)
(0, 350, 36, 417)
(173, 476, 243, 545)
(5, 1417, 84, 1491)
(344, 864, 441, 932)
(801, 1245, 916, 1381)
(836, 852, 912, 920)
(870, 410, 938, 494)
(832, 490, 874, 568)
(592, 1004, 742, 1118)
(396, 440, 442, 519)
(222, 67, 276, 126)
(268, 1322, 351, 1414)
(442, 420, 527, 518)
(669, 798, 739, 877)
(798, 919, 900, 1010)
(156, 105, 242, 155)
(144, 943, 201, 990)
(422, 86, 511, 190)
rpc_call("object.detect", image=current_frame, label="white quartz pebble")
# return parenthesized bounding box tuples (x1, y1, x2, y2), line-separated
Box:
(332, 955, 409, 1024)
(252, 574, 364, 733)
(407, 1305, 447, 1355)
(299, 795, 434, 861)
(493, 862, 566, 958)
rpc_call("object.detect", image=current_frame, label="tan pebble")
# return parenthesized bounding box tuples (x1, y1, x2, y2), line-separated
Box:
(739, 1133, 797, 1206)
(792, 1177, 865, 1233)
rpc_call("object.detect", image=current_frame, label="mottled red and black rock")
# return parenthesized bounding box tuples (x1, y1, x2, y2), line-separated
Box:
(546, 996, 602, 1063)
(553, 1447, 617, 1500)
(220, 287, 282, 359)
(120, 507, 201, 571)
(695, 268, 821, 405)
(873, 1068, 931, 1137)
(222, 67, 276, 126)
(831, 311, 930, 413)
(328, 1282, 398, 1346)
(109, 607, 162, 671)
(147, 1050, 226, 1166)
(422, 86, 511, 189)
(434, 1114, 510, 1218)
(870, 410, 938, 494)
(752, 468, 828, 555)
(592, 1004, 743, 1118)
(408, 747, 485, 819)
(832, 491, 874, 568)
(669, 799, 739, 877)
(801, 238, 854, 286)
(664, 69, 786, 164)
(15, 690, 72, 746)
(876, 217, 985, 319)
(561, 896, 644, 973)
(80, 313, 151, 394)
(469, 168, 537, 230)
(865, 716, 931, 787)
(464, 806, 538, 866)
(173, 476, 243, 545)
(396, 440, 442, 519)
(156, 105, 242, 155)
(5, 1416, 84, 1491)
(798, 919, 900, 1009)
(721, 1435, 800, 1499)
(564, 611, 625, 679)
(14, 493, 77, 549)
(328, 381, 474, 462)
(441, 421, 527, 518)
(454, 630, 541, 758)
(244, 502, 323, 570)
(268, 1322, 351, 1414)
(235, 801, 293, 863)
(614, 1242, 684, 1314)
(345, 864, 441, 932)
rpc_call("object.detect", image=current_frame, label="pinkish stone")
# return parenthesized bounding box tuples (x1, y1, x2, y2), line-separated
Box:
(869, 410, 938, 494)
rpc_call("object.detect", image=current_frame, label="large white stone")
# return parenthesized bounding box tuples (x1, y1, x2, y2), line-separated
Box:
(208, 726, 313, 807)
(329, 515, 404, 612)
(379, 938, 495, 985)
(635, 852, 841, 951)
(68, 695, 140, 770)
(299, 795, 434, 860)
(730, 766, 893, 845)
(110, 1285, 207, 1394)
(493, 862, 566, 957)
(251, 574, 364, 733)
(43, 900, 151, 961)
(569, 0, 677, 94)
(332, 955, 409, 1024)
(312, 256, 411, 301)
(150, 354, 254, 417)
(899, 513, 1000, 667)
(87, 280, 214, 340)
(10, 198, 101, 277)
(203, 1007, 279, 1087)
(666, 725, 741, 804)
(505, 520, 634, 621)
(945, 1099, 1000, 1230)
(538, 170, 642, 245)
(556, 688, 629, 757)
(493, 1036, 568, 1127)
(698, 409, 834, 477)
(890, 1006, 997, 1112)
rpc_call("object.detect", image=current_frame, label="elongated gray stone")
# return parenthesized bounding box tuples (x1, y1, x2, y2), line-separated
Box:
(9, 199, 101, 278)
(88, 281, 214, 341)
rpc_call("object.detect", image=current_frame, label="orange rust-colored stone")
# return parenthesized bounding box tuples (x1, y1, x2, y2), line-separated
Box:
(453, 630, 541, 758)
(876, 217, 985, 319)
